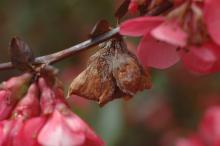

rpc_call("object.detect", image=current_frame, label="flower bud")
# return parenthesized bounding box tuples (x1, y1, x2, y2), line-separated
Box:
(38, 78, 56, 115)
(2, 73, 32, 100)
(12, 84, 40, 120)
(0, 73, 32, 120)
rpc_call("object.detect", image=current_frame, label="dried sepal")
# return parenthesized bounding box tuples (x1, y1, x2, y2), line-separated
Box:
(112, 50, 151, 95)
(68, 35, 152, 106)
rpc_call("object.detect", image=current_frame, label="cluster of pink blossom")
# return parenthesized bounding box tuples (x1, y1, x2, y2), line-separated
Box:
(120, 0, 220, 74)
(176, 107, 220, 146)
(0, 73, 104, 146)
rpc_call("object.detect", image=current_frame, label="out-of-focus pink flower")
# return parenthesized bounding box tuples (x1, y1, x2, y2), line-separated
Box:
(199, 107, 220, 145)
(0, 73, 32, 120)
(120, 16, 164, 36)
(204, 0, 220, 46)
(128, 0, 147, 14)
(128, 0, 138, 14)
(176, 135, 205, 146)
(120, 1, 220, 74)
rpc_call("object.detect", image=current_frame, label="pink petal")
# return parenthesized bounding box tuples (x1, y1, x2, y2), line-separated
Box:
(0, 120, 14, 145)
(38, 110, 85, 146)
(54, 101, 104, 146)
(120, 16, 164, 36)
(14, 117, 46, 146)
(66, 113, 104, 146)
(204, 0, 220, 46)
(182, 42, 220, 74)
(137, 35, 180, 69)
(151, 20, 188, 47)
(0, 90, 14, 120)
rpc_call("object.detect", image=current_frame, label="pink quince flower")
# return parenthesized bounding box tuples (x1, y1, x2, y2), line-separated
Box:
(120, 0, 220, 74)
(38, 109, 104, 146)
(37, 78, 104, 146)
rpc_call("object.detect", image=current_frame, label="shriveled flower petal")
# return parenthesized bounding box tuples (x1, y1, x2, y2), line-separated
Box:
(151, 21, 188, 47)
(204, 0, 220, 46)
(137, 35, 180, 69)
(120, 16, 164, 36)
(182, 42, 220, 74)
(38, 110, 86, 146)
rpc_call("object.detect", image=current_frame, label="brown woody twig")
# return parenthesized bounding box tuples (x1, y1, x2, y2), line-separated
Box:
(0, 27, 119, 71)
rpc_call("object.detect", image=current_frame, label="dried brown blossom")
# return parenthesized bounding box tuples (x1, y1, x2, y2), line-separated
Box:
(68, 35, 151, 106)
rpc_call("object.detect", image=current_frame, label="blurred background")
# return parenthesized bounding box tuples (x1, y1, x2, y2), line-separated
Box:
(0, 0, 220, 145)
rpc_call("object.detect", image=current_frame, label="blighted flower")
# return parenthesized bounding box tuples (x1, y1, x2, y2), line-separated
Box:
(68, 35, 151, 106)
